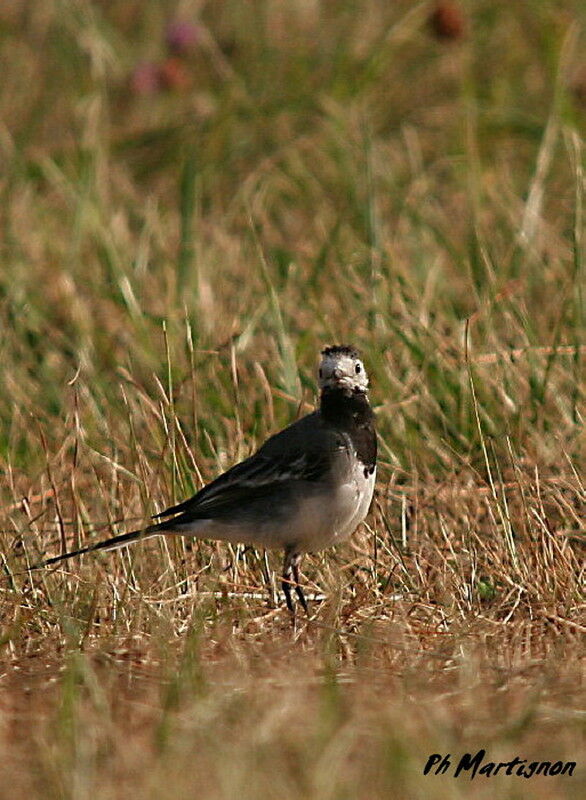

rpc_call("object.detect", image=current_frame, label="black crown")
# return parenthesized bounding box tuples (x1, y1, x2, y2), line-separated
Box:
(321, 344, 360, 359)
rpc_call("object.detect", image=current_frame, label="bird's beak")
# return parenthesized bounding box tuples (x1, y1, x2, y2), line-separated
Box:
(332, 368, 343, 381)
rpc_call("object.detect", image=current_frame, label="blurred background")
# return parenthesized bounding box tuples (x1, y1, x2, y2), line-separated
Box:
(0, 1, 584, 475)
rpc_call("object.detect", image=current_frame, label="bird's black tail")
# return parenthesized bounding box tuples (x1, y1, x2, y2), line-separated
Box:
(38, 524, 162, 568)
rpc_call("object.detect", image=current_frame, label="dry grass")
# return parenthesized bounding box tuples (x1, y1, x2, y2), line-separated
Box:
(0, 1, 584, 797)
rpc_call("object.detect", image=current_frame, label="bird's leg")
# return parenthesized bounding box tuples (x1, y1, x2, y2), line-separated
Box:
(282, 548, 308, 615)
(292, 555, 308, 614)
(282, 547, 295, 614)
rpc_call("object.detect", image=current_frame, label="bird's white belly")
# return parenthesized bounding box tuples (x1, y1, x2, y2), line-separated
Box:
(293, 463, 376, 553)
(334, 464, 376, 541)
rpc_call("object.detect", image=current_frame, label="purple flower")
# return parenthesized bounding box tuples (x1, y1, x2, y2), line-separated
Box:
(166, 21, 201, 55)
(130, 62, 162, 95)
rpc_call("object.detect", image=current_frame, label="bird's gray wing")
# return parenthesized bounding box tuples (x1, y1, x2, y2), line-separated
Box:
(154, 418, 340, 521)
(32, 416, 344, 568)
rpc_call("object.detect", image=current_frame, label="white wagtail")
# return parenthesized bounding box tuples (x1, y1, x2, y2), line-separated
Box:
(39, 345, 377, 613)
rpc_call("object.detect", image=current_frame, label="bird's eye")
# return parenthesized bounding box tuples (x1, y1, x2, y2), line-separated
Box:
(355, 363, 362, 374)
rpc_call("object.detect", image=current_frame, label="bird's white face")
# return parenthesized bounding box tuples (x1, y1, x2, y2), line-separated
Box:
(318, 346, 369, 394)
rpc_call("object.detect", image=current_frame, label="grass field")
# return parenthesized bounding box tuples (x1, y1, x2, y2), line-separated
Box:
(0, 1, 584, 797)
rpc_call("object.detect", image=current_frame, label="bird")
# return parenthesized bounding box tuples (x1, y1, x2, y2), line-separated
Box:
(37, 345, 377, 613)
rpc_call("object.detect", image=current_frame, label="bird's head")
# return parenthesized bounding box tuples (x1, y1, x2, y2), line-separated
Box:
(318, 345, 369, 395)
